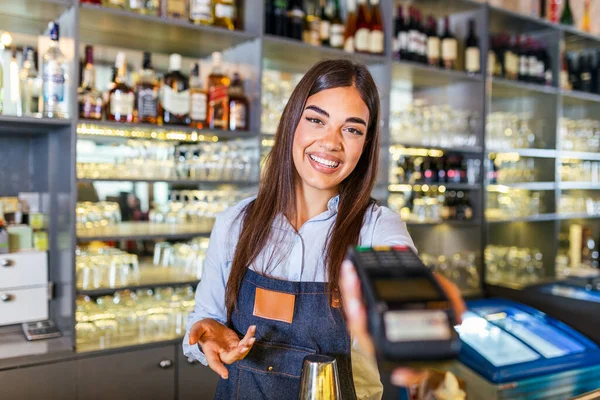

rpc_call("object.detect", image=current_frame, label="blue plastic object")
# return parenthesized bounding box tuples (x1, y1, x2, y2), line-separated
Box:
(457, 299, 600, 384)
(537, 284, 600, 303)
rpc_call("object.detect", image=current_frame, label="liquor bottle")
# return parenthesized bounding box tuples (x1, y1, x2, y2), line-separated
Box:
(228, 72, 249, 131)
(560, 50, 571, 90)
(579, 53, 592, 92)
(368, 0, 384, 55)
(19, 46, 42, 117)
(440, 16, 457, 69)
(265, 0, 276, 34)
(517, 36, 528, 82)
(417, 10, 427, 63)
(213, 0, 236, 30)
(595, 50, 600, 94)
(135, 52, 159, 124)
(540, 0, 547, 19)
(140, 0, 160, 16)
(102, 0, 127, 9)
(464, 19, 480, 74)
(329, 0, 345, 49)
(354, 0, 370, 53)
(78, 45, 103, 120)
(129, 0, 144, 13)
(304, 1, 321, 46)
(582, 0, 591, 32)
(407, 6, 419, 61)
(107, 52, 134, 123)
(42, 22, 68, 119)
(488, 37, 497, 76)
(274, 0, 288, 37)
(160, 53, 190, 125)
(207, 52, 230, 130)
(165, 0, 187, 19)
(319, 0, 331, 46)
(189, 0, 213, 25)
(394, 6, 407, 60)
(189, 62, 207, 129)
(287, 0, 306, 41)
(549, 0, 559, 23)
(568, 55, 580, 91)
(560, 0, 573, 26)
(343, 0, 357, 53)
(426, 16, 439, 67)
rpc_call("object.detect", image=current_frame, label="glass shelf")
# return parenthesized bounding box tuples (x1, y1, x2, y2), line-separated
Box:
(389, 183, 480, 192)
(559, 182, 600, 190)
(487, 148, 557, 158)
(490, 78, 559, 97)
(406, 220, 480, 227)
(262, 34, 386, 72)
(556, 213, 600, 221)
(486, 213, 559, 223)
(78, 2, 255, 57)
(487, 182, 556, 191)
(560, 89, 600, 105)
(559, 151, 600, 161)
(392, 60, 483, 88)
(76, 222, 212, 241)
(77, 177, 259, 186)
(77, 263, 199, 296)
(77, 120, 257, 142)
(0, 115, 72, 135)
(388, 143, 483, 154)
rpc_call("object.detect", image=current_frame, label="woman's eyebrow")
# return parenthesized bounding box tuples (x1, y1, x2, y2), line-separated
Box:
(304, 105, 329, 117)
(305, 105, 366, 126)
(345, 117, 367, 126)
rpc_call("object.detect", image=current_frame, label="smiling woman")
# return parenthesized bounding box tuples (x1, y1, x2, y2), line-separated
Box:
(183, 59, 417, 400)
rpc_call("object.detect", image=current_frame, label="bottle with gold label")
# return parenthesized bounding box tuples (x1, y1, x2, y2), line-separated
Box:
(207, 52, 230, 130)
(107, 52, 135, 123)
(159, 53, 190, 125)
(165, 0, 188, 19)
(189, 62, 207, 129)
(213, 0, 236, 30)
(228, 72, 249, 131)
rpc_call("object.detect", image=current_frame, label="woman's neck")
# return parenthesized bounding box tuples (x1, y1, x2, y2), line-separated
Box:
(291, 183, 338, 231)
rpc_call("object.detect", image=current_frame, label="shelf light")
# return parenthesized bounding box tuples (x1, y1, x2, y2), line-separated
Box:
(487, 184, 510, 193)
(77, 123, 219, 143)
(389, 146, 444, 158)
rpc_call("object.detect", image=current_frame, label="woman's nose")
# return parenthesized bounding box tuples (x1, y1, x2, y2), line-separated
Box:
(318, 128, 343, 151)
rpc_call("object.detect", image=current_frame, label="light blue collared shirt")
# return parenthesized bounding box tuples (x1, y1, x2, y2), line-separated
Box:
(183, 195, 416, 399)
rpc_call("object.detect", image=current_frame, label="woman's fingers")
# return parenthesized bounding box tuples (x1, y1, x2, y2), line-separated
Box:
(238, 325, 256, 348)
(390, 368, 430, 387)
(340, 260, 375, 356)
(205, 347, 229, 379)
(433, 273, 467, 324)
(188, 321, 206, 345)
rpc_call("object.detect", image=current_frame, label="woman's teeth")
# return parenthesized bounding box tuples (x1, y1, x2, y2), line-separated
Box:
(309, 154, 340, 168)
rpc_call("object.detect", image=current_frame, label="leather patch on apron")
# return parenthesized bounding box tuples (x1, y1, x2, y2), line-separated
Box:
(253, 287, 295, 324)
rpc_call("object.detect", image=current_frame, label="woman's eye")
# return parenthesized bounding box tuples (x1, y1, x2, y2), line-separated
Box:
(346, 127, 364, 136)
(306, 117, 324, 125)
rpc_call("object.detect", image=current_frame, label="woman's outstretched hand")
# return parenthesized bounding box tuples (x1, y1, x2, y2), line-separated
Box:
(340, 259, 466, 386)
(189, 319, 256, 379)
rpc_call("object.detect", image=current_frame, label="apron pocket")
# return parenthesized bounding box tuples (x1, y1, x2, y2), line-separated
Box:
(238, 341, 316, 378)
(235, 342, 316, 400)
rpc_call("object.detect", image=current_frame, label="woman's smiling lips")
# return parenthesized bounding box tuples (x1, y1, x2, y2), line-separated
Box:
(306, 152, 343, 174)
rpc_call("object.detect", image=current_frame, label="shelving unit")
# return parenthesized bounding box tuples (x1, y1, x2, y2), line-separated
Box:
(1, 0, 600, 380)
(76, 221, 213, 241)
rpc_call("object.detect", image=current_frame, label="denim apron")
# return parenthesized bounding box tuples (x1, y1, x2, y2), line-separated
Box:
(214, 270, 357, 400)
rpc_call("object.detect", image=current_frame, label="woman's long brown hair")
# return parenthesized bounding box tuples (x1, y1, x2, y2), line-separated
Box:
(225, 59, 381, 322)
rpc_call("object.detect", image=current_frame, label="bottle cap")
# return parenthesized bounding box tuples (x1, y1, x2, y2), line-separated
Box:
(115, 52, 126, 68)
(143, 51, 152, 69)
(191, 62, 200, 77)
(169, 53, 182, 71)
(212, 51, 222, 66)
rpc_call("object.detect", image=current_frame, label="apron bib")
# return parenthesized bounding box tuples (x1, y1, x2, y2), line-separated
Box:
(214, 270, 357, 400)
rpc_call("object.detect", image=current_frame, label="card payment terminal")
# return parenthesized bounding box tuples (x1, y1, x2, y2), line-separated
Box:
(347, 245, 461, 362)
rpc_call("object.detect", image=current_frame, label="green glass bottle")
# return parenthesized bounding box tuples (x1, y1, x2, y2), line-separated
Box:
(560, 0, 574, 26)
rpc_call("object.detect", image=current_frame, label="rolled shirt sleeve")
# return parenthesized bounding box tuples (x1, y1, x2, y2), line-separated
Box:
(369, 205, 417, 253)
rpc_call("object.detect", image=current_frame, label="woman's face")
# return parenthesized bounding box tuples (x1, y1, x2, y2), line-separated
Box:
(292, 86, 370, 194)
